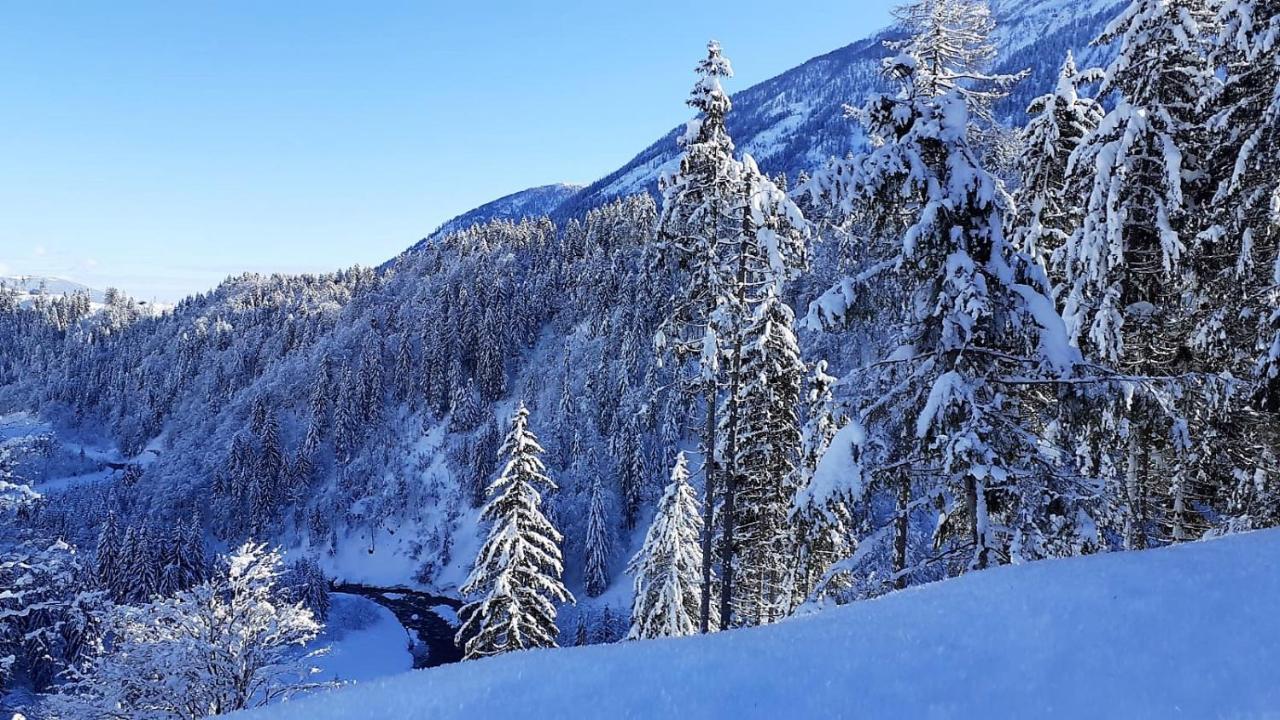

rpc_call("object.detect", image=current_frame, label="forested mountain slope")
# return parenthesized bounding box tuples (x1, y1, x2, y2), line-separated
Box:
(403, 183, 585, 256)
(5, 0, 1280, 713)
(2, 0, 1130, 605)
(0, 0, 1213, 616)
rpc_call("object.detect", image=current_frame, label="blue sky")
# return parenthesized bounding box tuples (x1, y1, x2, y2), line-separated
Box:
(0, 2, 895, 301)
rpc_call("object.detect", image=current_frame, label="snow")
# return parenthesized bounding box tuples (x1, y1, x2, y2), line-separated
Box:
(1012, 283, 1080, 373)
(0, 414, 48, 444)
(796, 420, 867, 508)
(306, 594, 413, 686)
(234, 529, 1280, 719)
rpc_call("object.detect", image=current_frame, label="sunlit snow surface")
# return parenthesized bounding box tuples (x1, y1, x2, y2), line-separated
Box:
(235, 530, 1279, 719)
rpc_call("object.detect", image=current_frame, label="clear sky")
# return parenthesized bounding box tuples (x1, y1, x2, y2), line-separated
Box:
(0, 1, 896, 302)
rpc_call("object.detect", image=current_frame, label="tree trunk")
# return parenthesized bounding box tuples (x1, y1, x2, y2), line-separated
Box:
(717, 210, 752, 629)
(893, 469, 909, 590)
(1125, 429, 1148, 550)
(967, 475, 989, 570)
(718, 345, 741, 629)
(700, 385, 717, 634)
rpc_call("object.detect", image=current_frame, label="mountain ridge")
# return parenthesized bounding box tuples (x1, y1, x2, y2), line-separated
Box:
(449, 0, 1123, 234)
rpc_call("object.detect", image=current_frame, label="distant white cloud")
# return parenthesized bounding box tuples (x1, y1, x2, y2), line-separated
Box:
(32, 244, 48, 257)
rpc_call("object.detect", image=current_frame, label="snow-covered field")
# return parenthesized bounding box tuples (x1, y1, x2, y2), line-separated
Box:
(234, 530, 1280, 719)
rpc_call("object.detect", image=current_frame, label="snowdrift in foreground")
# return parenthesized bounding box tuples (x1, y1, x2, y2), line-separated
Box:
(236, 531, 1280, 719)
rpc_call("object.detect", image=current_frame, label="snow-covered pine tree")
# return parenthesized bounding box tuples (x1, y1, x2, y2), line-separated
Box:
(287, 556, 331, 622)
(1, 539, 102, 694)
(627, 452, 705, 640)
(1062, 0, 1220, 548)
(476, 307, 509, 401)
(156, 522, 186, 596)
(119, 524, 160, 604)
(287, 446, 313, 504)
(456, 403, 573, 659)
(555, 344, 575, 468)
(249, 395, 269, 436)
(652, 39, 744, 633)
(219, 430, 258, 538)
(423, 324, 451, 416)
(1209, 0, 1280, 383)
(467, 418, 502, 508)
(583, 466, 611, 598)
(1010, 52, 1104, 274)
(448, 378, 483, 433)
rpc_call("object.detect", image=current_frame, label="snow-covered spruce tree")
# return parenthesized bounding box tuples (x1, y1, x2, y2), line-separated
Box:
(555, 344, 576, 468)
(1010, 52, 1104, 274)
(94, 510, 124, 601)
(448, 378, 483, 433)
(1198, 0, 1280, 530)
(285, 556, 331, 623)
(0, 446, 36, 518)
(158, 514, 207, 596)
(333, 365, 360, 462)
(118, 524, 158, 605)
(251, 408, 285, 538)
(1, 539, 104, 695)
(716, 156, 809, 627)
(304, 355, 332, 453)
(456, 404, 573, 660)
(49, 542, 325, 720)
(726, 289, 806, 625)
(627, 452, 704, 640)
(393, 332, 415, 404)
(788, 361, 855, 607)
(652, 39, 744, 633)
(358, 336, 384, 424)
(810, 4, 1086, 589)
(617, 418, 646, 531)
(1062, 0, 1220, 548)
(583, 467, 611, 598)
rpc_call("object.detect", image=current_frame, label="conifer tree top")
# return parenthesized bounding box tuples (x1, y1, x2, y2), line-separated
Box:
(689, 40, 734, 115)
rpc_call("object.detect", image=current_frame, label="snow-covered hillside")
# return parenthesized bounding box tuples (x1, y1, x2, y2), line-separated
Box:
(2, 276, 105, 304)
(235, 531, 1280, 719)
